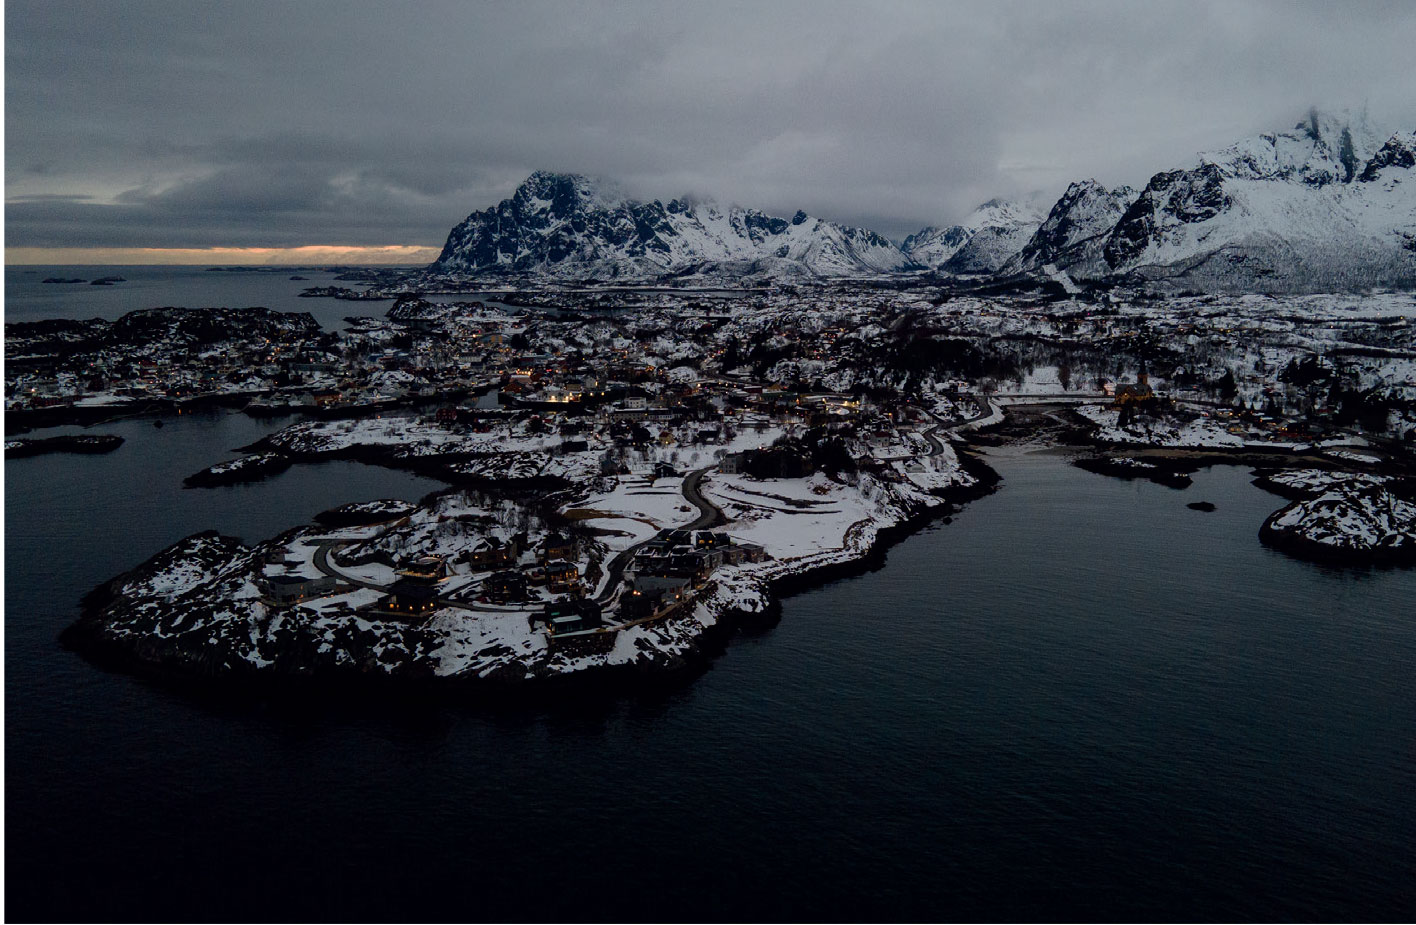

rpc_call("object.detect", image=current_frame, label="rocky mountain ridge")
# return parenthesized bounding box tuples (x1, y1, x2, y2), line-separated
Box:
(431, 109, 1416, 291)
(901, 194, 1050, 274)
(434, 171, 915, 280)
(1090, 109, 1416, 290)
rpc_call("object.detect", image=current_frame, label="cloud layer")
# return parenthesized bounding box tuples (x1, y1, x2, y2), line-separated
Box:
(8, 0, 1416, 250)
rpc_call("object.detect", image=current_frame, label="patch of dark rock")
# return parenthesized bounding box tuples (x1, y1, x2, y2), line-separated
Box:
(314, 499, 418, 527)
(184, 452, 291, 487)
(6, 434, 124, 457)
(1073, 455, 1193, 489)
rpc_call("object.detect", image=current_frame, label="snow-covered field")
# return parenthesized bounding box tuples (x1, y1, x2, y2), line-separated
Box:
(568, 474, 698, 555)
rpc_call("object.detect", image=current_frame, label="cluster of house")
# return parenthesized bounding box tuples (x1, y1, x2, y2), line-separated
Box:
(252, 521, 771, 655)
(1106, 370, 1347, 441)
(253, 527, 589, 621)
(460, 531, 585, 604)
(621, 530, 766, 621)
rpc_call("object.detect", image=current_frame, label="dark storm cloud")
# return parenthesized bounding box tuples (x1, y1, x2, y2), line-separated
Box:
(7, 0, 1416, 248)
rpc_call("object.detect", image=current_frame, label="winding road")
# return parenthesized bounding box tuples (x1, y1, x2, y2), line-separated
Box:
(915, 393, 997, 455)
(591, 465, 724, 606)
(309, 464, 726, 614)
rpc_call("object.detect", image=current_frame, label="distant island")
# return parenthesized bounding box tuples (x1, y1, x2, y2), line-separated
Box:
(6, 434, 124, 457)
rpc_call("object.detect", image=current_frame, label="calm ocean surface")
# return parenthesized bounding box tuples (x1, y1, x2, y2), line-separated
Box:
(4, 265, 405, 331)
(6, 271, 1416, 920)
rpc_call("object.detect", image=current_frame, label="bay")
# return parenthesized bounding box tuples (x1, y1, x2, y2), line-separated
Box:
(5, 268, 1415, 920)
(5, 429, 1414, 920)
(4, 265, 406, 331)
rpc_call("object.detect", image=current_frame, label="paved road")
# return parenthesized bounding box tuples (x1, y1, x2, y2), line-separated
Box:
(310, 464, 726, 614)
(312, 541, 382, 591)
(681, 467, 726, 530)
(915, 393, 996, 450)
(592, 465, 723, 606)
(312, 538, 511, 614)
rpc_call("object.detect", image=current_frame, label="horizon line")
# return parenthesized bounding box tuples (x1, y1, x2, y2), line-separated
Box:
(5, 245, 444, 266)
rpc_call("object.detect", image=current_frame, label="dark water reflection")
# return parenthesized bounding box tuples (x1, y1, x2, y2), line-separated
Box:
(6, 428, 1415, 921)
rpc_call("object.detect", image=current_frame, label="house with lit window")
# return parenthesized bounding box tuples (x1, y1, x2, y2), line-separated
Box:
(380, 578, 439, 620)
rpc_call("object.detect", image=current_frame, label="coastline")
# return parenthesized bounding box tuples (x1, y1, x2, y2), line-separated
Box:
(60, 443, 1000, 694)
(56, 401, 1412, 695)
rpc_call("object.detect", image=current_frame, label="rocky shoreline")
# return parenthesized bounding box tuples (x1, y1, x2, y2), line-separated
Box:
(1072, 454, 1195, 489)
(183, 452, 292, 487)
(61, 444, 999, 693)
(5, 392, 263, 435)
(1065, 426, 1416, 566)
(1252, 469, 1416, 566)
(239, 434, 577, 491)
(57, 401, 1412, 695)
(6, 433, 124, 458)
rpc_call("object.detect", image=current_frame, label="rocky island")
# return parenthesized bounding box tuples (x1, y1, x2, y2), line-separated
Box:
(50, 276, 1415, 687)
(183, 452, 292, 487)
(5, 433, 124, 457)
(20, 109, 1416, 689)
(1254, 469, 1416, 564)
(65, 354, 997, 684)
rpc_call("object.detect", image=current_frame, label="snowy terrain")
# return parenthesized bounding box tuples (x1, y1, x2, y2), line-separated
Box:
(75, 422, 984, 685)
(434, 171, 915, 280)
(901, 194, 1050, 273)
(1001, 180, 1137, 276)
(1095, 111, 1416, 290)
(1261, 477, 1416, 562)
(416, 110, 1416, 293)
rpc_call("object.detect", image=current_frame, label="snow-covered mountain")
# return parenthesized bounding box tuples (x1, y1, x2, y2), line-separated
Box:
(1000, 180, 1137, 276)
(1096, 109, 1416, 290)
(433, 171, 915, 280)
(430, 111, 1416, 292)
(901, 195, 1049, 273)
(898, 224, 969, 268)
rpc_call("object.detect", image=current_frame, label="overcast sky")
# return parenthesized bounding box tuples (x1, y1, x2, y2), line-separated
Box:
(7, 0, 1416, 261)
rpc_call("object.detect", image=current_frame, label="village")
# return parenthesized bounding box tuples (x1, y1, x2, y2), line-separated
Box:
(16, 281, 1416, 680)
(8, 284, 1416, 445)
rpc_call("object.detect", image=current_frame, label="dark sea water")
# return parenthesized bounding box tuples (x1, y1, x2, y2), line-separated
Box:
(4, 265, 405, 330)
(6, 271, 1416, 921)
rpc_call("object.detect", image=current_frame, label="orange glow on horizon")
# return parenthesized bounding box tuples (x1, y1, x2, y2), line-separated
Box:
(4, 245, 442, 266)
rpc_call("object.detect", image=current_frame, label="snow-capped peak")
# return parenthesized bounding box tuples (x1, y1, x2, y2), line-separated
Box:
(434, 172, 914, 280)
(1002, 180, 1138, 275)
(1200, 107, 1386, 187)
(901, 193, 1050, 272)
(1098, 108, 1416, 291)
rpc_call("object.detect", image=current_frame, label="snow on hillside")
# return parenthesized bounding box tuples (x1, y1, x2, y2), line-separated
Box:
(1002, 180, 1137, 276)
(435, 172, 914, 280)
(427, 109, 1416, 292)
(1099, 110, 1416, 291)
(902, 195, 1049, 272)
